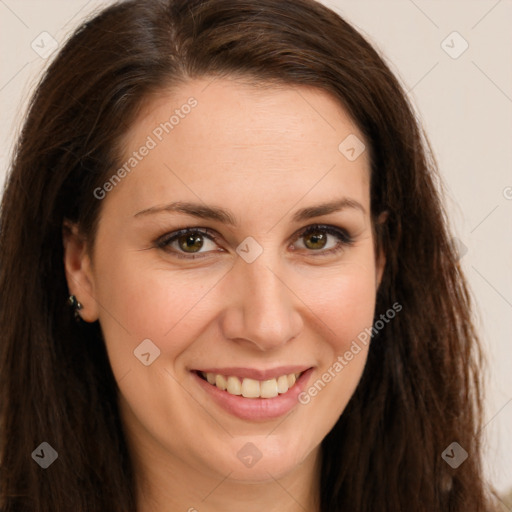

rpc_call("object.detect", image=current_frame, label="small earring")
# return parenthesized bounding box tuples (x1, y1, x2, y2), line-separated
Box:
(68, 294, 83, 321)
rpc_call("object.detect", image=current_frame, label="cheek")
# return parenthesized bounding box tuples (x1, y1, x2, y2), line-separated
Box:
(323, 277, 376, 344)
(300, 259, 378, 350)
(291, 263, 377, 450)
(92, 250, 225, 375)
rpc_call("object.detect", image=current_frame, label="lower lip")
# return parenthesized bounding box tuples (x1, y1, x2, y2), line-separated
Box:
(192, 369, 313, 421)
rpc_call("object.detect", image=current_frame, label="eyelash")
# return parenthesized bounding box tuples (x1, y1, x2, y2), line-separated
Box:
(155, 224, 354, 260)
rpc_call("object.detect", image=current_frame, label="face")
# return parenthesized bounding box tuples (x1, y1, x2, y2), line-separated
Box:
(64, 78, 384, 488)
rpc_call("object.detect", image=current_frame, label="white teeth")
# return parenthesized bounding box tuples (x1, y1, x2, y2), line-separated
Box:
(260, 379, 279, 398)
(241, 378, 261, 398)
(215, 374, 227, 390)
(277, 375, 289, 394)
(226, 376, 242, 395)
(201, 371, 302, 398)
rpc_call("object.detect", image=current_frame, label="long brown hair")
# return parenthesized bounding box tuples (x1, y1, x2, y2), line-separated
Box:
(0, 0, 499, 510)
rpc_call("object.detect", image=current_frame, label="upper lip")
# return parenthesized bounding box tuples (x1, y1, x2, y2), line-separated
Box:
(193, 366, 311, 381)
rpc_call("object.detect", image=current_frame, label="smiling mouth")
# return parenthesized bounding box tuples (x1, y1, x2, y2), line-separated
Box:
(196, 370, 304, 399)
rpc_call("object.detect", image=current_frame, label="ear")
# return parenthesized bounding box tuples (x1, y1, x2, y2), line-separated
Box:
(374, 210, 388, 289)
(62, 220, 99, 322)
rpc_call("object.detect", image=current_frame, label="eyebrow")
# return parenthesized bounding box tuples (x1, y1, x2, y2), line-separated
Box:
(134, 197, 366, 225)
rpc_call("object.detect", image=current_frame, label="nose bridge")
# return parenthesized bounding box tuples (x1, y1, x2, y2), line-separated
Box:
(220, 248, 303, 350)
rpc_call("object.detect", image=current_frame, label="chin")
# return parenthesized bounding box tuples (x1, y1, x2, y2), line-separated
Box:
(206, 435, 316, 483)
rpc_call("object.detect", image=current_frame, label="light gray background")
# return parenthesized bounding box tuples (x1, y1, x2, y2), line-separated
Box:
(1, 0, 511, 496)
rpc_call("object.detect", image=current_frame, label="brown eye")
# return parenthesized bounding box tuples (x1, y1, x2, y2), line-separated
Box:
(156, 228, 220, 259)
(303, 230, 327, 250)
(293, 224, 354, 256)
(178, 233, 204, 253)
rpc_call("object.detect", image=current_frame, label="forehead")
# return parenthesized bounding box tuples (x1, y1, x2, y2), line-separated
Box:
(105, 78, 371, 218)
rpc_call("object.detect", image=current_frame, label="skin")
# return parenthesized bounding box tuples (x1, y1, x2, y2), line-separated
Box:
(63, 77, 385, 512)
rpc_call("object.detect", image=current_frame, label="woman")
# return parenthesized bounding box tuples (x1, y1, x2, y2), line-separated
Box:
(0, 0, 501, 510)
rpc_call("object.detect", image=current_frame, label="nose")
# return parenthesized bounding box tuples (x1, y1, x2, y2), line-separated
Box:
(219, 250, 303, 351)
